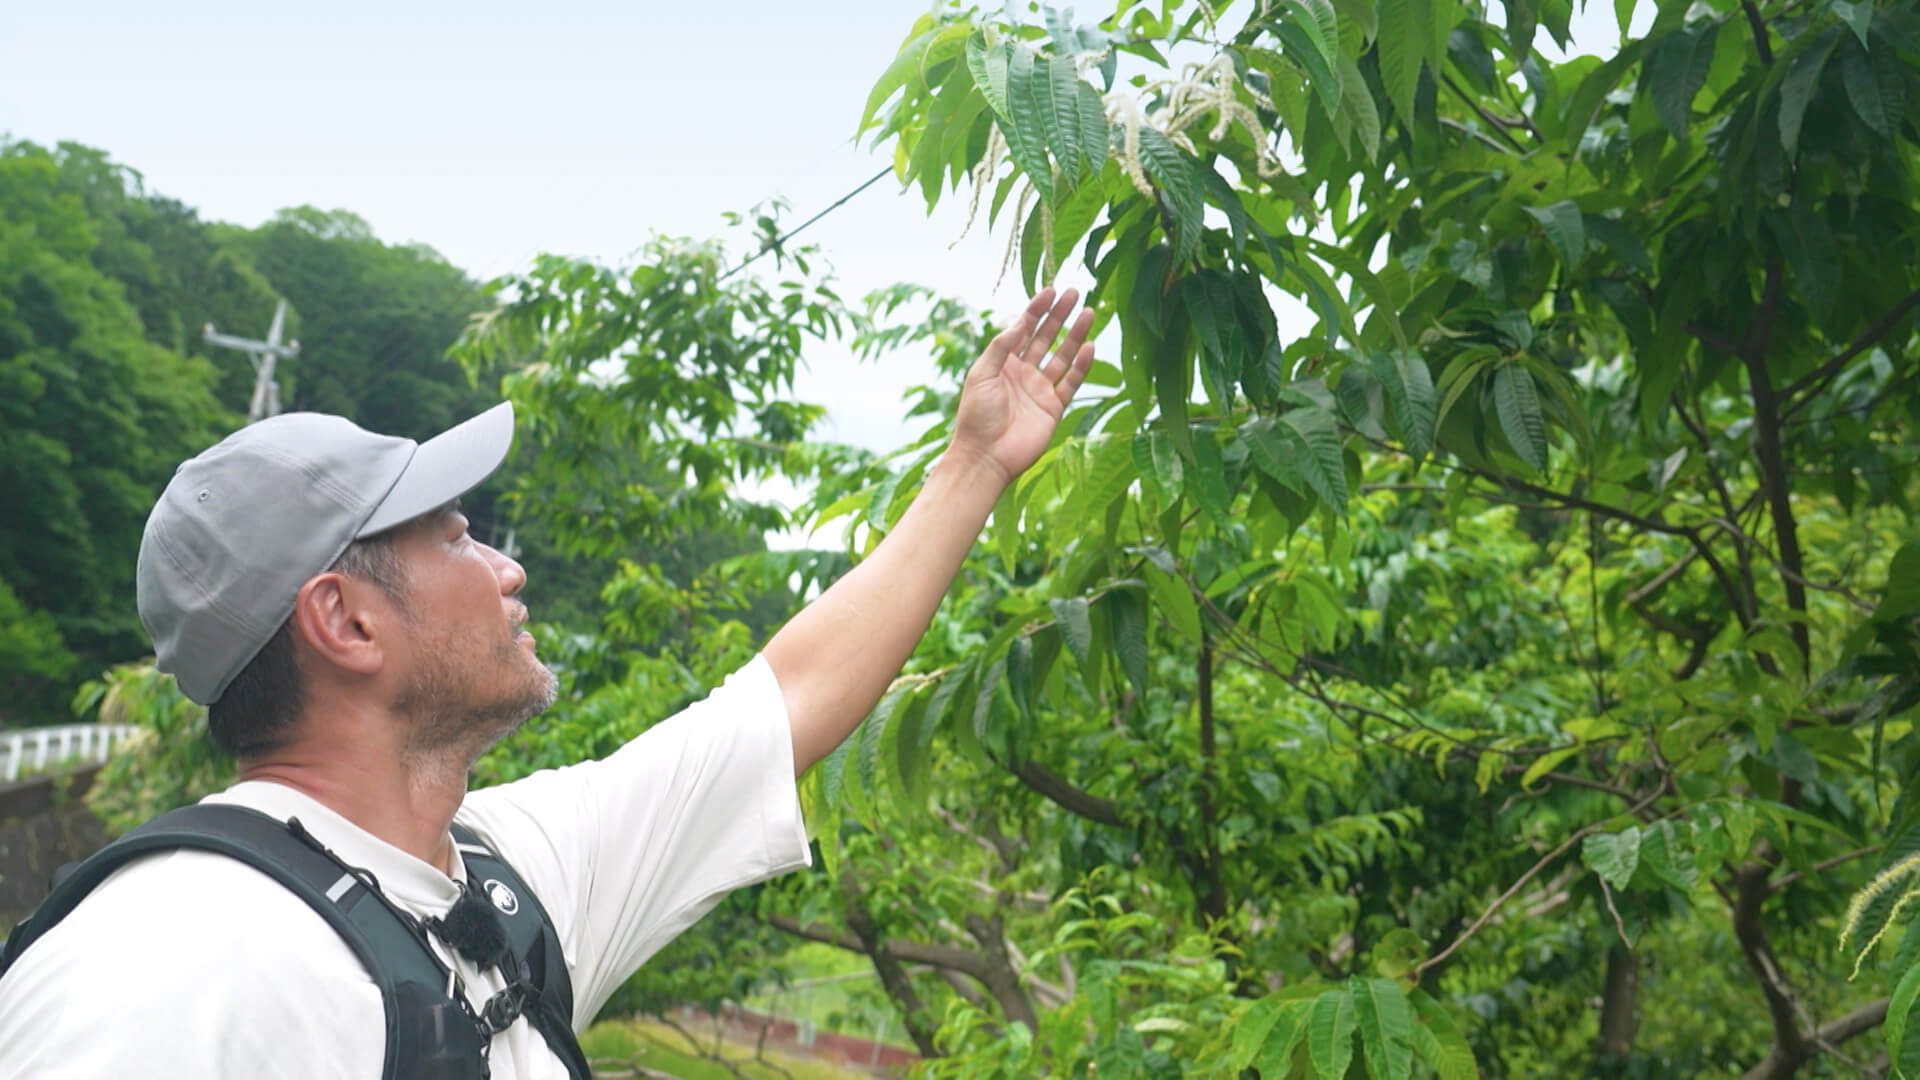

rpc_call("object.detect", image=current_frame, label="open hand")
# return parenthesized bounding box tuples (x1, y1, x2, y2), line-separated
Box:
(949, 288, 1096, 485)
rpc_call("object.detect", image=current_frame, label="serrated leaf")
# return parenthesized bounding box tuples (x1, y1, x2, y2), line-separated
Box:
(1379, 0, 1431, 122)
(1410, 991, 1479, 1080)
(1003, 45, 1055, 204)
(1231, 997, 1288, 1071)
(1337, 51, 1382, 159)
(1077, 80, 1110, 176)
(1042, 52, 1085, 181)
(1138, 128, 1204, 265)
(1280, 406, 1349, 510)
(1350, 977, 1415, 1080)
(1779, 28, 1839, 156)
(1493, 365, 1549, 470)
(1835, 0, 1874, 50)
(1242, 417, 1307, 493)
(1107, 587, 1149, 696)
(862, 26, 944, 133)
(1888, 963, 1920, 1071)
(1506, 0, 1539, 61)
(967, 34, 1011, 119)
(1369, 349, 1437, 455)
(1844, 39, 1906, 136)
(1583, 827, 1642, 891)
(1645, 22, 1718, 141)
(1635, 820, 1698, 891)
(1050, 596, 1093, 670)
(1276, 16, 1345, 118)
(1310, 990, 1358, 1079)
(892, 686, 936, 802)
(1258, 999, 1317, 1075)
(1523, 200, 1586, 267)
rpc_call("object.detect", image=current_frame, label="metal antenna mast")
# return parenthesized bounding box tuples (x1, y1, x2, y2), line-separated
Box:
(203, 299, 300, 424)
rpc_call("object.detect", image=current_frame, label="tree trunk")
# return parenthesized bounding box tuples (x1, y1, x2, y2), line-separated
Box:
(1596, 944, 1639, 1067)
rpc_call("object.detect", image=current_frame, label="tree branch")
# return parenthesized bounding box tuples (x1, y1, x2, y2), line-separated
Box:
(1739, 998, 1889, 1080)
(1742, 0, 1775, 64)
(1783, 284, 1920, 416)
(1011, 760, 1125, 827)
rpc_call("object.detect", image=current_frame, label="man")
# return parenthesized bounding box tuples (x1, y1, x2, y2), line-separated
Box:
(0, 287, 1095, 1078)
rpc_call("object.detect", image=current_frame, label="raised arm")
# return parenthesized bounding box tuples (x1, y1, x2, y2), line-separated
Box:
(767, 288, 1095, 774)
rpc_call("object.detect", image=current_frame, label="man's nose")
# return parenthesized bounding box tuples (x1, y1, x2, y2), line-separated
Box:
(482, 543, 527, 596)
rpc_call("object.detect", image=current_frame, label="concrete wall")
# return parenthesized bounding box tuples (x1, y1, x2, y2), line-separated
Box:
(0, 766, 109, 930)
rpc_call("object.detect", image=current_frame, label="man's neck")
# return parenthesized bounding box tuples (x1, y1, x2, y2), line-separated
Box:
(239, 744, 470, 876)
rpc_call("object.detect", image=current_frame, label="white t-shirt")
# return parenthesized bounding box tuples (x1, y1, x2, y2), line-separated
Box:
(0, 657, 810, 1080)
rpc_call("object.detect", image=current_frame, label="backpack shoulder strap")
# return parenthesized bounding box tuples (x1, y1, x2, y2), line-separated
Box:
(2, 804, 485, 1080)
(449, 822, 591, 1080)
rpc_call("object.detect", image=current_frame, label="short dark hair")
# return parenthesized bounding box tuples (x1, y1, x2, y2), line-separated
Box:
(206, 533, 409, 758)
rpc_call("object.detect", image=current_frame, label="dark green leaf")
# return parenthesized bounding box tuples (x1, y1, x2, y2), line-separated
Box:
(1493, 365, 1549, 470)
(1350, 977, 1416, 1080)
(1523, 200, 1586, 267)
(1050, 596, 1094, 669)
(1843, 38, 1906, 136)
(1779, 28, 1839, 156)
(1280, 406, 1349, 510)
(1380, 0, 1432, 121)
(1645, 23, 1718, 142)
(1139, 129, 1204, 265)
(1107, 587, 1149, 696)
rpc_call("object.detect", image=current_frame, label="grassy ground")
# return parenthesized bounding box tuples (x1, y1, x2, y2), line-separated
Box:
(580, 1015, 867, 1079)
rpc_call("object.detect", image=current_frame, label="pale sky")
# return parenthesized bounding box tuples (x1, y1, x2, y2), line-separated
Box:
(1, 0, 1631, 465)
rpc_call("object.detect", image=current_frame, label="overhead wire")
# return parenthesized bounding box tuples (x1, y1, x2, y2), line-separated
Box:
(718, 166, 895, 282)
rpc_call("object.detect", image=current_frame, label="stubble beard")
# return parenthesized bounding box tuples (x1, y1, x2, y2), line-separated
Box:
(399, 629, 559, 766)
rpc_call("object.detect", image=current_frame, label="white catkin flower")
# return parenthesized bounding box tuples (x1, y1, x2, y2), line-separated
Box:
(998, 179, 1037, 289)
(953, 125, 1007, 249)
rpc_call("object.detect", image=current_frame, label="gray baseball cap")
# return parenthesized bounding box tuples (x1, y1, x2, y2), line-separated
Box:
(136, 402, 517, 705)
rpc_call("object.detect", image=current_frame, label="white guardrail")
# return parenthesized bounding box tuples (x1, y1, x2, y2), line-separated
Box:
(0, 724, 140, 784)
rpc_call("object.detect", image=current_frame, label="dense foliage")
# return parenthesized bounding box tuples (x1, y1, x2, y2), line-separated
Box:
(41, 0, 1920, 1071)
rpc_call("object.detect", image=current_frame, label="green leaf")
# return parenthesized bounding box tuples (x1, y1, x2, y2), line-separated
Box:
(1369, 349, 1437, 455)
(1523, 200, 1586, 267)
(1138, 129, 1204, 265)
(1349, 977, 1415, 1080)
(1003, 45, 1056, 204)
(1231, 996, 1288, 1071)
(1507, 0, 1539, 62)
(1493, 365, 1549, 470)
(1635, 820, 1699, 890)
(1042, 53, 1086, 181)
(967, 33, 1012, 119)
(1050, 596, 1094, 670)
(1843, 38, 1906, 137)
(1875, 540, 1920, 622)
(1779, 28, 1839, 156)
(1379, 0, 1432, 122)
(1410, 991, 1479, 1080)
(1835, 0, 1874, 50)
(1280, 406, 1349, 511)
(1242, 417, 1307, 493)
(1310, 989, 1358, 1079)
(862, 26, 944, 133)
(1107, 587, 1149, 697)
(1371, 929, 1428, 979)
(1077, 80, 1110, 177)
(1337, 51, 1383, 160)
(1258, 999, 1317, 1075)
(1769, 200, 1838, 321)
(1276, 16, 1345, 119)
(1645, 22, 1718, 141)
(1583, 827, 1642, 891)
(1887, 963, 1920, 1072)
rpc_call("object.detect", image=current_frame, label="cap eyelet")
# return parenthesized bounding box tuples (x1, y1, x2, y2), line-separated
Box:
(197, 490, 211, 502)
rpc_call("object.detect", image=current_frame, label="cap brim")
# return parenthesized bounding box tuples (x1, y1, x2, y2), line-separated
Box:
(356, 401, 515, 538)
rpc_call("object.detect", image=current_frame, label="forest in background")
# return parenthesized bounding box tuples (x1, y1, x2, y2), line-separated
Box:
(14, 0, 1920, 1071)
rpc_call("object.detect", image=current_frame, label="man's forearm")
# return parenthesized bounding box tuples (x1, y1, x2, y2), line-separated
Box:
(767, 447, 1009, 774)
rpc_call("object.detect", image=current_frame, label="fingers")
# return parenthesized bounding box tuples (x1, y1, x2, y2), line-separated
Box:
(1019, 288, 1080, 369)
(979, 289, 1058, 377)
(1055, 341, 1095, 405)
(1040, 307, 1094, 383)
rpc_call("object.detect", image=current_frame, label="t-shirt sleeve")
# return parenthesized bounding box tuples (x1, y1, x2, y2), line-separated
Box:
(455, 653, 812, 1026)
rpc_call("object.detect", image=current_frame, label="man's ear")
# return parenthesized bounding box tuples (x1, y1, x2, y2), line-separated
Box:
(289, 573, 389, 678)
